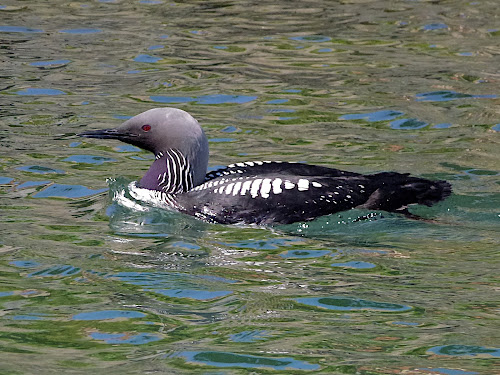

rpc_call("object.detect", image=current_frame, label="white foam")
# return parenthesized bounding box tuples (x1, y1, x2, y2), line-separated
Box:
(126, 181, 172, 209)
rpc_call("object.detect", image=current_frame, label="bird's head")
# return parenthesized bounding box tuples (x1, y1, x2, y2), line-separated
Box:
(79, 107, 207, 157)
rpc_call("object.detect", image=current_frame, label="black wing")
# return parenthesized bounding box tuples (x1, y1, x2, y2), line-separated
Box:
(178, 173, 373, 225)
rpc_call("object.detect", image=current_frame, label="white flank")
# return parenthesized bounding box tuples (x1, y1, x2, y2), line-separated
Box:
(312, 181, 322, 187)
(250, 179, 263, 198)
(236, 162, 245, 167)
(245, 161, 254, 166)
(240, 180, 253, 195)
(297, 179, 309, 191)
(260, 178, 272, 198)
(284, 180, 295, 189)
(272, 178, 283, 194)
(232, 181, 242, 196)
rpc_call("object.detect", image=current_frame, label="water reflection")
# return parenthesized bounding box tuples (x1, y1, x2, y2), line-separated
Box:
(33, 184, 107, 198)
(14, 88, 66, 96)
(153, 289, 232, 300)
(289, 35, 331, 42)
(27, 265, 81, 278)
(427, 345, 500, 358)
(72, 310, 146, 321)
(433, 123, 452, 129)
(280, 249, 332, 258)
(295, 296, 412, 312)
(134, 54, 162, 63)
(62, 155, 117, 165)
(150, 94, 258, 105)
(12, 315, 45, 320)
(229, 330, 272, 342)
(0, 177, 14, 184)
(16, 165, 65, 174)
(330, 261, 376, 269)
(339, 110, 404, 122)
(0, 25, 43, 33)
(30, 60, 71, 67)
(416, 91, 497, 102)
(390, 118, 428, 130)
(10, 260, 41, 268)
(58, 28, 102, 34)
(421, 23, 449, 31)
(89, 331, 162, 344)
(176, 351, 320, 370)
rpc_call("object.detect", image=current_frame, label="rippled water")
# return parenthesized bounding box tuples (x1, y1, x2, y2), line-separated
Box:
(1, 1, 499, 374)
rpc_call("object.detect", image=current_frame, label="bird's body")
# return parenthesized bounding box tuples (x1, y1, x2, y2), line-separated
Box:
(79, 108, 451, 225)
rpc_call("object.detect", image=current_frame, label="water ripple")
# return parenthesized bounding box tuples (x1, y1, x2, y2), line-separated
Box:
(150, 94, 258, 105)
(295, 296, 412, 312)
(176, 351, 320, 370)
(72, 310, 146, 321)
(33, 184, 107, 198)
(416, 90, 497, 102)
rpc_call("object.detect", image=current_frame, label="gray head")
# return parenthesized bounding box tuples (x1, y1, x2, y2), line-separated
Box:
(80, 108, 209, 185)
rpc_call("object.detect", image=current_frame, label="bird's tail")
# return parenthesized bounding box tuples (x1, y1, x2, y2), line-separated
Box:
(367, 172, 452, 211)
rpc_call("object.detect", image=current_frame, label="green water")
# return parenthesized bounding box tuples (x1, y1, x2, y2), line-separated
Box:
(1, 1, 499, 374)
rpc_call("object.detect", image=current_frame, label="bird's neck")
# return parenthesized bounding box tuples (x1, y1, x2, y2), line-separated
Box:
(139, 149, 194, 193)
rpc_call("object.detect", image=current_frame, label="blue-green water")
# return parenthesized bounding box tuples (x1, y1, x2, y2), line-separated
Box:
(1, 1, 499, 374)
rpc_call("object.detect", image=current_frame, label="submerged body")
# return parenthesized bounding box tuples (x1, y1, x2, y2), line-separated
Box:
(79, 108, 451, 225)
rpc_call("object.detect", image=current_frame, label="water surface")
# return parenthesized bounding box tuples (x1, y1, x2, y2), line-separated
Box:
(1, 1, 499, 374)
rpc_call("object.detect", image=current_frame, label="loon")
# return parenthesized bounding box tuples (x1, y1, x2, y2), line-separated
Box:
(79, 107, 452, 225)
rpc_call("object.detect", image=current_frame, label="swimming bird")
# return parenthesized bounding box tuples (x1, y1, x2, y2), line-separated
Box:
(79, 108, 451, 225)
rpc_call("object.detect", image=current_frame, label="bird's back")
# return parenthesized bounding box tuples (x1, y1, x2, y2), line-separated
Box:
(174, 161, 451, 225)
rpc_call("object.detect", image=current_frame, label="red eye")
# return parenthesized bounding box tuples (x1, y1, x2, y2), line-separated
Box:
(142, 124, 151, 132)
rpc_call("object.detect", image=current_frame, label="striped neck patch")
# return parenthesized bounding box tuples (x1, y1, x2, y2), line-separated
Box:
(155, 149, 194, 194)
